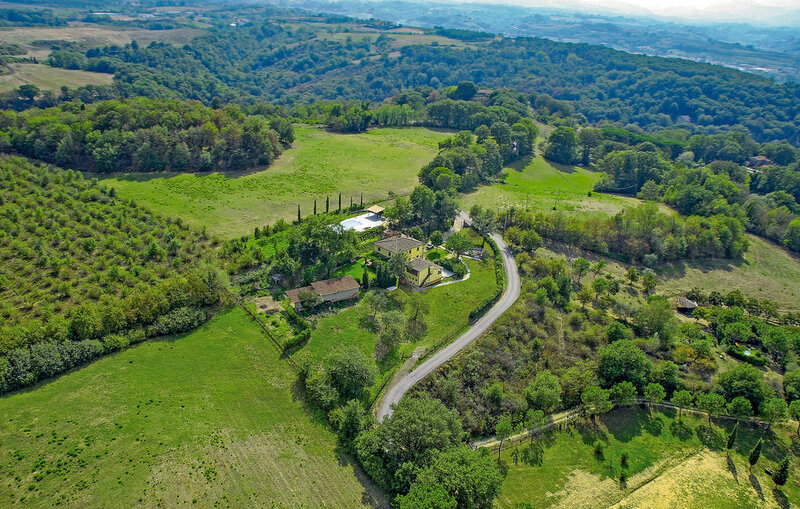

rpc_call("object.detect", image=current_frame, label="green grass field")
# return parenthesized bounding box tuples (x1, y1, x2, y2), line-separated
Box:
(493, 407, 799, 508)
(461, 156, 638, 215)
(460, 155, 642, 217)
(0, 63, 113, 92)
(539, 232, 800, 313)
(0, 308, 383, 508)
(0, 25, 204, 59)
(298, 240, 497, 392)
(103, 126, 449, 239)
(657, 234, 800, 313)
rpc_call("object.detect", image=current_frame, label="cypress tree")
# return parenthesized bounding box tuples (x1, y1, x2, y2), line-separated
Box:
(338, 192, 342, 212)
(314, 199, 317, 215)
(360, 193, 363, 207)
(362, 267, 370, 289)
(297, 204, 301, 223)
(350, 196, 353, 210)
(749, 438, 762, 472)
(773, 456, 790, 488)
(326, 196, 329, 213)
(726, 422, 738, 457)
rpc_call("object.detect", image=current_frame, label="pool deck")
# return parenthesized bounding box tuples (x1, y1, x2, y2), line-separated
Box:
(340, 212, 385, 232)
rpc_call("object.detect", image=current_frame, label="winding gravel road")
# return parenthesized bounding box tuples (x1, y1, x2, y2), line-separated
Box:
(377, 213, 521, 421)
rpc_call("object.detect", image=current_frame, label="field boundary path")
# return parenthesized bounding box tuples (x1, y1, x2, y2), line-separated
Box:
(377, 212, 521, 421)
(473, 399, 787, 451)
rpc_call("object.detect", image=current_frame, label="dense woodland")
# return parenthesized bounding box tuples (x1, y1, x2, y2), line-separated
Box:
(4, 5, 796, 144)
(0, 158, 229, 393)
(0, 98, 294, 173)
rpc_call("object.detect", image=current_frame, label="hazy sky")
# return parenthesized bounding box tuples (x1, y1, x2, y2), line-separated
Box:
(454, 0, 800, 23)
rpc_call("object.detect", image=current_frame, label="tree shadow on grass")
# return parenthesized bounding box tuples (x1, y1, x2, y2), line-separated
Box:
(670, 420, 693, 442)
(696, 423, 725, 450)
(761, 428, 790, 463)
(520, 440, 544, 466)
(576, 420, 609, 446)
(507, 155, 534, 172)
(727, 455, 739, 484)
(601, 407, 642, 443)
(335, 446, 391, 509)
(773, 488, 790, 509)
(750, 473, 764, 500)
(640, 411, 664, 437)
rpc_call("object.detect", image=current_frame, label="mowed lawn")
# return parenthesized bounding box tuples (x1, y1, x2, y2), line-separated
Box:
(0, 308, 383, 508)
(300, 243, 498, 391)
(103, 126, 449, 238)
(460, 155, 642, 217)
(493, 407, 800, 508)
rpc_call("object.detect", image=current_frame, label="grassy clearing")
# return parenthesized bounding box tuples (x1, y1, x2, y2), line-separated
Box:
(0, 308, 381, 508)
(0, 25, 204, 58)
(657, 235, 800, 313)
(460, 155, 642, 218)
(493, 406, 800, 508)
(297, 239, 497, 392)
(537, 231, 800, 313)
(103, 126, 449, 239)
(0, 63, 113, 92)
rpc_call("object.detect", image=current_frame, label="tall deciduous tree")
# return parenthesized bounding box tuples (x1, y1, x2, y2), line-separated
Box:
(697, 392, 726, 426)
(544, 126, 578, 165)
(670, 390, 694, 421)
(525, 370, 562, 414)
(495, 416, 513, 460)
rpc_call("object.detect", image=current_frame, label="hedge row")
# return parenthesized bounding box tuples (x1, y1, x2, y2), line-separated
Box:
(0, 306, 212, 394)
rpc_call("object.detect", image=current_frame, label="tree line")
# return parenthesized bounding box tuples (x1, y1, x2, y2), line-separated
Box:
(37, 9, 800, 144)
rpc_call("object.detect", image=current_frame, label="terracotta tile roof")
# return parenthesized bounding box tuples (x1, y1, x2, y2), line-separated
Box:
(285, 285, 313, 303)
(374, 235, 425, 254)
(310, 275, 360, 296)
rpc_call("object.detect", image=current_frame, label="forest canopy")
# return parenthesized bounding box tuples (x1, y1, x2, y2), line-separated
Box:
(0, 98, 294, 173)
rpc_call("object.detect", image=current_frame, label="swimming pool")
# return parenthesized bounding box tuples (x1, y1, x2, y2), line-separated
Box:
(339, 213, 385, 232)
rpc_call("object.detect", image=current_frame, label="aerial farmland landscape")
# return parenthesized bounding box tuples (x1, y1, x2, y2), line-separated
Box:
(1, 0, 800, 507)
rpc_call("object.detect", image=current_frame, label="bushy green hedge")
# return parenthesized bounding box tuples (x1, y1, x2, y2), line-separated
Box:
(145, 307, 211, 338)
(283, 302, 312, 330)
(0, 340, 104, 393)
(284, 328, 311, 351)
